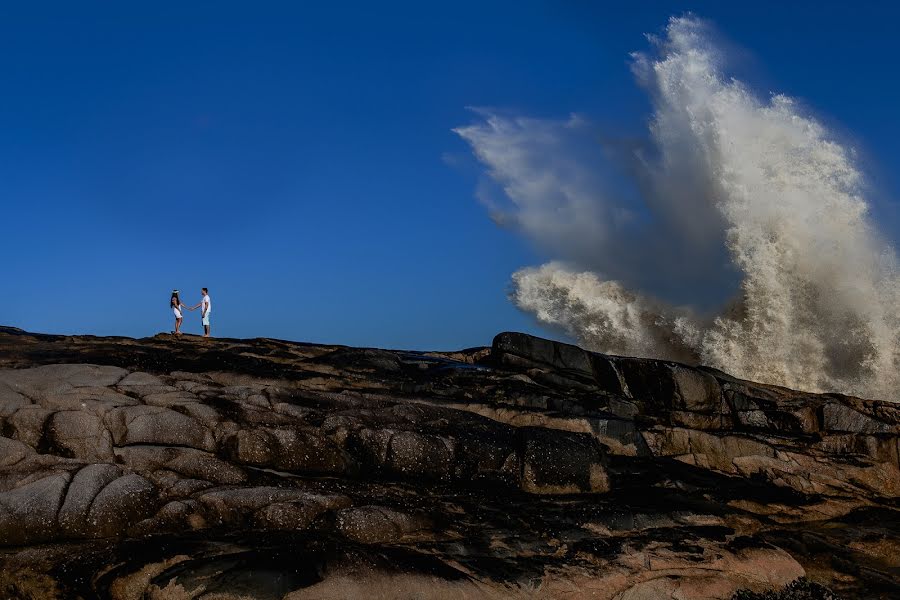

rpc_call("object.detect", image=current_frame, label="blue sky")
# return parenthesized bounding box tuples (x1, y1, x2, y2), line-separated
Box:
(2, 1, 899, 349)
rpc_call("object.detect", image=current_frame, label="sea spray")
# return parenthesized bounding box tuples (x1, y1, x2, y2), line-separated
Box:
(457, 16, 900, 400)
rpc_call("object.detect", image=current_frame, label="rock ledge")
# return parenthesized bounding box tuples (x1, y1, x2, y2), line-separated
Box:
(0, 327, 897, 599)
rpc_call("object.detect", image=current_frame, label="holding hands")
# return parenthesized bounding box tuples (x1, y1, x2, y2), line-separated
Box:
(171, 288, 212, 337)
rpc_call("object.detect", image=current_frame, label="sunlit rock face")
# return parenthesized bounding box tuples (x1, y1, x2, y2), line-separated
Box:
(0, 326, 897, 599)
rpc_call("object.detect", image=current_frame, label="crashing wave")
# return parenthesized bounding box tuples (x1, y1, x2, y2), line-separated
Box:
(456, 16, 900, 400)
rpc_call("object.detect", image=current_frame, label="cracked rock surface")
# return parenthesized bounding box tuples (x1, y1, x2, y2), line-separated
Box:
(0, 326, 897, 599)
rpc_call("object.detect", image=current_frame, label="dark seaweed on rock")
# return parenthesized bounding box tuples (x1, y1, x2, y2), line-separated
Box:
(733, 578, 844, 600)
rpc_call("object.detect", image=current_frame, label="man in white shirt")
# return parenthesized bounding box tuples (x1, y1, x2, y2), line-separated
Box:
(190, 288, 212, 337)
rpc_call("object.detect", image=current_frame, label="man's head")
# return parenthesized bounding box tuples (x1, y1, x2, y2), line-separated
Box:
(202, 288, 208, 296)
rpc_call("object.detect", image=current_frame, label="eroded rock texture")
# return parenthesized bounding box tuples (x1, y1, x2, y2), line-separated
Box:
(0, 326, 897, 599)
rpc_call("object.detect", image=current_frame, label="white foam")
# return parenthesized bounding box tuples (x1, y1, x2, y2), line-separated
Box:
(458, 17, 900, 400)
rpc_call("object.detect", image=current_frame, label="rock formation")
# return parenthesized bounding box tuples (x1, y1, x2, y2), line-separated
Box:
(0, 326, 896, 599)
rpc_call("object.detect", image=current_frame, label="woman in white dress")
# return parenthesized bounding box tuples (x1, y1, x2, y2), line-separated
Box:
(170, 290, 187, 335)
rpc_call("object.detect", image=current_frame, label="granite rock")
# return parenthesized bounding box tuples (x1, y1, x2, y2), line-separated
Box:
(0, 326, 896, 599)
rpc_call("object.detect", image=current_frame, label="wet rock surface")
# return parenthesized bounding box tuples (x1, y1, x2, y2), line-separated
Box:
(0, 326, 897, 599)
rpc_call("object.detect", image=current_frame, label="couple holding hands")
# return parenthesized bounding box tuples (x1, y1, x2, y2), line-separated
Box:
(170, 288, 212, 337)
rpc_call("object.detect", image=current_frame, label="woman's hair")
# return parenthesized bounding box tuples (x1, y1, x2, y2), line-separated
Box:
(171, 290, 180, 307)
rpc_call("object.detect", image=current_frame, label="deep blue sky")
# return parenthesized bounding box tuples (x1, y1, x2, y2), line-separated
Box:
(2, 1, 899, 349)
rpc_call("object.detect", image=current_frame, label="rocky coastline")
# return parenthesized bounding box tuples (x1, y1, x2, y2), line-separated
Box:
(0, 326, 897, 599)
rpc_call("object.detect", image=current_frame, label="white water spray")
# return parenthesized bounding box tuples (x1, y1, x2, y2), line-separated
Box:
(456, 17, 900, 400)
